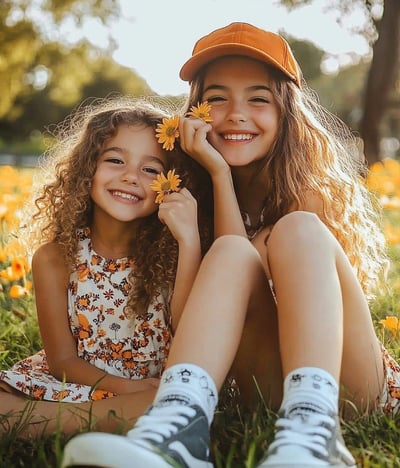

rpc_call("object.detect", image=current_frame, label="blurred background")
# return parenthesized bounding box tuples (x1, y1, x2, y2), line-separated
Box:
(0, 0, 399, 167)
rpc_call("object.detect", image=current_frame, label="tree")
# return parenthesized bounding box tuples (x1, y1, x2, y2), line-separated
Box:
(0, 0, 120, 119)
(0, 45, 153, 145)
(280, 0, 400, 165)
(0, 0, 159, 150)
(359, 0, 400, 164)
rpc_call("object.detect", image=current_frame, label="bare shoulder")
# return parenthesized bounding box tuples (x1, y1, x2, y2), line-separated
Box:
(32, 242, 64, 264)
(32, 243, 69, 282)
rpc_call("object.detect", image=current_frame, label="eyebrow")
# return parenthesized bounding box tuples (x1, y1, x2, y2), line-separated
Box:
(203, 84, 273, 93)
(101, 146, 166, 168)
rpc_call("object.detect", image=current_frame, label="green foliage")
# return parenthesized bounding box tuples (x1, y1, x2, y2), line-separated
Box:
(0, 0, 119, 119)
(0, 272, 40, 369)
(0, 18, 42, 118)
(0, 0, 154, 147)
(286, 36, 325, 81)
(0, 40, 154, 146)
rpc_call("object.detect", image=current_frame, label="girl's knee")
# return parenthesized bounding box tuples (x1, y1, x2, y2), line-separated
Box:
(269, 211, 331, 249)
(210, 234, 255, 255)
(207, 235, 261, 267)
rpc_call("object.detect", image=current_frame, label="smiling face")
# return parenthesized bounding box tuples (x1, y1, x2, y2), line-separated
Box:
(90, 123, 167, 224)
(201, 56, 280, 168)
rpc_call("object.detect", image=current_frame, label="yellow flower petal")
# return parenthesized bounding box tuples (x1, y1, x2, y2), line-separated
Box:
(187, 101, 213, 123)
(165, 169, 182, 192)
(155, 116, 180, 151)
(155, 192, 165, 204)
(150, 169, 182, 204)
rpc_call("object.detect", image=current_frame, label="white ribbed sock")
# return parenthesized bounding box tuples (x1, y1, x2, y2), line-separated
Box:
(281, 367, 339, 416)
(154, 363, 218, 425)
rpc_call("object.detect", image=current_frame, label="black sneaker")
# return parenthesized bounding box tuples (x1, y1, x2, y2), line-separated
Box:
(61, 404, 213, 467)
(257, 410, 356, 468)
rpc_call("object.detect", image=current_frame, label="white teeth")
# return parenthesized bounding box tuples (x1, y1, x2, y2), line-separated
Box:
(223, 134, 253, 140)
(112, 191, 139, 201)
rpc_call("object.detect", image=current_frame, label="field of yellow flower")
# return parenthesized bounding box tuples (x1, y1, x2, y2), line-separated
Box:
(0, 166, 33, 301)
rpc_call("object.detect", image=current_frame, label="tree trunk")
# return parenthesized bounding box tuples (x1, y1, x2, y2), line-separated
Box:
(360, 0, 400, 166)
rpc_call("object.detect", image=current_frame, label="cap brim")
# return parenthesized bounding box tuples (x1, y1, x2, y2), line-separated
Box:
(180, 43, 300, 86)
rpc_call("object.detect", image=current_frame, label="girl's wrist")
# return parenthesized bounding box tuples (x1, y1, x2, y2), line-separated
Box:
(178, 232, 201, 251)
(210, 164, 232, 181)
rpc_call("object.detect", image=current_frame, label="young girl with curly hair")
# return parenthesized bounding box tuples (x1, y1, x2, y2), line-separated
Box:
(0, 97, 212, 437)
(63, 23, 400, 468)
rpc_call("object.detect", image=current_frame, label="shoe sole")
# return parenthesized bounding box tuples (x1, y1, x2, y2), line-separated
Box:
(258, 464, 356, 468)
(61, 433, 176, 468)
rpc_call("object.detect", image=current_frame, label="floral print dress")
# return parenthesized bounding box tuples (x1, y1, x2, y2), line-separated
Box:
(0, 228, 172, 402)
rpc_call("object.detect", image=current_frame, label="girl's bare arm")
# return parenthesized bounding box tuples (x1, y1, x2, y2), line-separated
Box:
(32, 243, 159, 395)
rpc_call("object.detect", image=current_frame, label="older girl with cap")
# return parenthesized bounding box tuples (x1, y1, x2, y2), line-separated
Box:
(62, 23, 400, 468)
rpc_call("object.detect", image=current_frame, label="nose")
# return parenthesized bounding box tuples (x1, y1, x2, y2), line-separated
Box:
(227, 100, 247, 123)
(121, 165, 138, 185)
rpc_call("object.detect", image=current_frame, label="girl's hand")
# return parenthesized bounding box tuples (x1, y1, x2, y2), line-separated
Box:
(114, 377, 160, 395)
(179, 116, 229, 177)
(157, 187, 199, 245)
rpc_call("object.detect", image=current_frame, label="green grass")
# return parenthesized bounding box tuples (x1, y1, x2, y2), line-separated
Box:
(1, 244, 400, 466)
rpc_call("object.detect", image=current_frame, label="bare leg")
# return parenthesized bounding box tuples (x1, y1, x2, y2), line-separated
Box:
(267, 212, 383, 411)
(0, 389, 156, 439)
(230, 267, 282, 410)
(166, 235, 269, 388)
(229, 211, 384, 415)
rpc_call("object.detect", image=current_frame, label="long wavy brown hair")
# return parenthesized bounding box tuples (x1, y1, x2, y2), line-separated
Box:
(27, 96, 213, 318)
(185, 66, 387, 300)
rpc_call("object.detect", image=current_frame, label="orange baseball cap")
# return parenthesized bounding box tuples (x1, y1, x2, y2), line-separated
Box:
(180, 22, 302, 87)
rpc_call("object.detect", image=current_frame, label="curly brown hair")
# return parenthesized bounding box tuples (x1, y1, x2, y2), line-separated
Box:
(186, 67, 387, 300)
(27, 96, 213, 318)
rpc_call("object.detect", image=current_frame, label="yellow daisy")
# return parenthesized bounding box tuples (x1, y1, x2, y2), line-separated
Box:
(155, 116, 180, 151)
(187, 101, 213, 123)
(150, 169, 182, 204)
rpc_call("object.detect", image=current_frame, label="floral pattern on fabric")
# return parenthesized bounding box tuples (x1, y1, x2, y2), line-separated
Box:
(377, 343, 400, 414)
(0, 228, 172, 402)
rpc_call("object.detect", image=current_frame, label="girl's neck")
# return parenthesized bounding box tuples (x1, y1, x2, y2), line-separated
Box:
(89, 222, 136, 259)
(232, 167, 268, 219)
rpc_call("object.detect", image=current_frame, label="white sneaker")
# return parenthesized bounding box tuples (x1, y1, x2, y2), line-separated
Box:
(61, 403, 213, 467)
(257, 410, 356, 468)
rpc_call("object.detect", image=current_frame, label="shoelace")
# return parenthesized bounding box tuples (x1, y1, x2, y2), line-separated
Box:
(126, 405, 197, 444)
(268, 412, 335, 458)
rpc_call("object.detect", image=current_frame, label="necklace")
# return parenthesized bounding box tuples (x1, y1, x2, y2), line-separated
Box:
(241, 206, 266, 240)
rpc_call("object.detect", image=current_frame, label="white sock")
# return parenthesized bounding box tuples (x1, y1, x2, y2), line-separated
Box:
(281, 367, 339, 417)
(154, 363, 218, 425)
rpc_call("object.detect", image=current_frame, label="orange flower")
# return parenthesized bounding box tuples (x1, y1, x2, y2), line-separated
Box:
(11, 258, 26, 280)
(150, 169, 182, 204)
(9, 284, 29, 298)
(187, 101, 213, 123)
(155, 115, 180, 151)
(380, 316, 400, 337)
